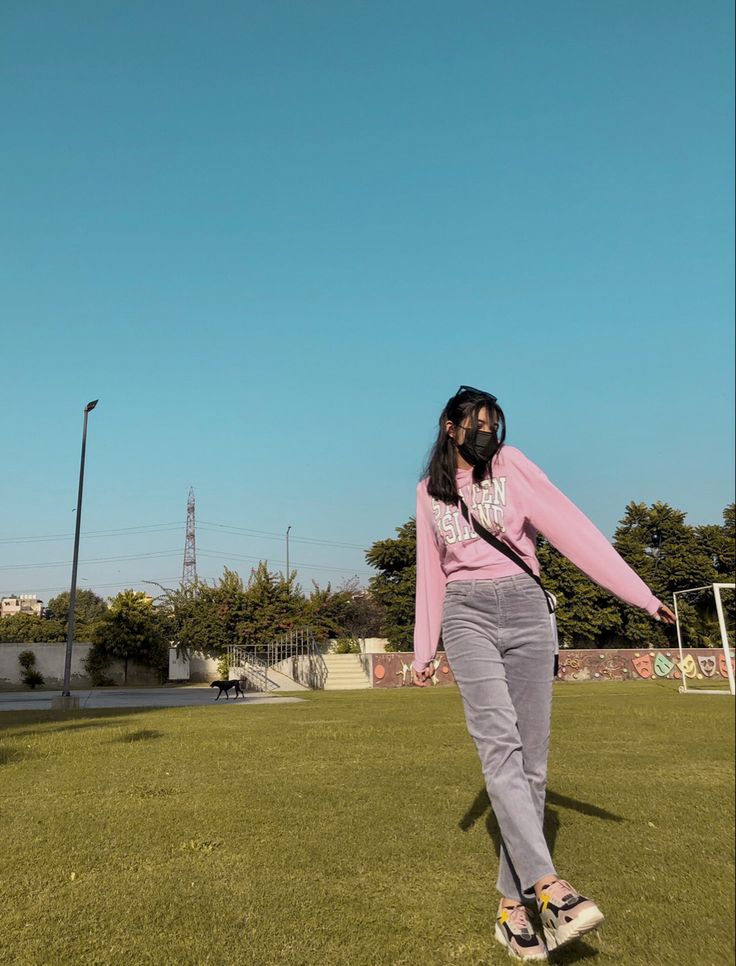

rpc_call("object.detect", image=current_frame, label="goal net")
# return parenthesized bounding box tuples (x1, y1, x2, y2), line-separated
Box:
(673, 583, 735, 696)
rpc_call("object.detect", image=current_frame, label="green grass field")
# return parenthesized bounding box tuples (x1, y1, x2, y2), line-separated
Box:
(0, 682, 733, 966)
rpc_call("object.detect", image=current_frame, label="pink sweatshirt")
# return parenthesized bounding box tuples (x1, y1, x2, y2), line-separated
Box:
(413, 444, 662, 672)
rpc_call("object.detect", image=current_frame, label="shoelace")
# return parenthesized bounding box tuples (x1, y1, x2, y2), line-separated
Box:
(544, 878, 577, 905)
(503, 904, 534, 936)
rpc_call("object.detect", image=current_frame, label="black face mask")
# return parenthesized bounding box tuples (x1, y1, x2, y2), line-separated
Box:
(458, 428, 496, 466)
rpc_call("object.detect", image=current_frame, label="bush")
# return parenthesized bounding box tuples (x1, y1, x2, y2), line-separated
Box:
(333, 637, 360, 654)
(22, 670, 45, 689)
(89, 590, 170, 685)
(216, 653, 230, 678)
(83, 644, 117, 687)
(18, 650, 45, 689)
(18, 650, 36, 670)
(0, 614, 65, 643)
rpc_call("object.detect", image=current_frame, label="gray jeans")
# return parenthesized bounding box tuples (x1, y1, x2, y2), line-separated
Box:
(441, 572, 557, 902)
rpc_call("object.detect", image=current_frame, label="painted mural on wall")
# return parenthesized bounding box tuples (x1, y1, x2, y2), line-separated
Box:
(372, 653, 457, 688)
(556, 648, 734, 683)
(370, 649, 735, 688)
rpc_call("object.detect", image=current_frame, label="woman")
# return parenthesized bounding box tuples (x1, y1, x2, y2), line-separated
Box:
(411, 386, 676, 961)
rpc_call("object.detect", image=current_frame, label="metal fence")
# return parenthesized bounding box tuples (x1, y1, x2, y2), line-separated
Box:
(357, 637, 371, 677)
(226, 627, 328, 692)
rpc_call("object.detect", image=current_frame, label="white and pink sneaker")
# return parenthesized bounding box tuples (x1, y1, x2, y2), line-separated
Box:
(536, 878, 605, 951)
(495, 901, 548, 961)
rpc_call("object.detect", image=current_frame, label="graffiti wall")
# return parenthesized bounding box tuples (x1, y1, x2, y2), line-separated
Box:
(556, 648, 734, 683)
(372, 653, 456, 688)
(370, 649, 735, 688)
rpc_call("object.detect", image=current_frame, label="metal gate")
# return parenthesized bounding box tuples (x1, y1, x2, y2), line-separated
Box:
(226, 627, 328, 692)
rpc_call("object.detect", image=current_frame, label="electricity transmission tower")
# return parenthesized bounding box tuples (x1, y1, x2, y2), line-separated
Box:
(182, 487, 197, 587)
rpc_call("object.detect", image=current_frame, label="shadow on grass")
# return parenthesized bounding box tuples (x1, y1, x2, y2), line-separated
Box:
(460, 786, 626, 832)
(549, 939, 601, 963)
(460, 786, 625, 853)
(0, 707, 154, 742)
(112, 728, 164, 743)
(546, 789, 625, 823)
(0, 746, 28, 766)
(1, 725, 165, 780)
(459, 787, 619, 962)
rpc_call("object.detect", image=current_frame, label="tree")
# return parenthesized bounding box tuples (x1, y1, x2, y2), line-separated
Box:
(193, 568, 251, 651)
(340, 583, 386, 639)
(613, 501, 724, 647)
(157, 565, 312, 655)
(365, 519, 417, 651)
(239, 562, 308, 644)
(90, 590, 168, 684)
(536, 539, 624, 648)
(46, 589, 108, 625)
(155, 567, 385, 656)
(303, 581, 352, 640)
(692, 503, 736, 645)
(0, 614, 65, 643)
(695, 504, 735, 589)
(151, 580, 208, 656)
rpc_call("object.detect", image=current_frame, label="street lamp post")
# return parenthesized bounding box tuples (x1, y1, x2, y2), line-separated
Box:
(285, 525, 291, 587)
(60, 399, 99, 700)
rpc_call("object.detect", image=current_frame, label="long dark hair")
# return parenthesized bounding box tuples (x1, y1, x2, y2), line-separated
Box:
(422, 388, 506, 504)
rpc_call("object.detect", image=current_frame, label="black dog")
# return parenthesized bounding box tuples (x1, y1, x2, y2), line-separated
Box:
(209, 679, 245, 700)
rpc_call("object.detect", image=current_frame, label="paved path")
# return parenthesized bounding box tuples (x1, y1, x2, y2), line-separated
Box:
(0, 687, 306, 713)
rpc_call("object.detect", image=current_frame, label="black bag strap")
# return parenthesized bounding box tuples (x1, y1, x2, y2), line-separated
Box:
(458, 497, 555, 614)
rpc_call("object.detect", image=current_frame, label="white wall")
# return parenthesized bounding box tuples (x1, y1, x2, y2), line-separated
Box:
(188, 650, 222, 682)
(0, 642, 92, 689)
(321, 637, 388, 654)
(2, 640, 390, 690)
(169, 648, 190, 680)
(0, 642, 161, 689)
(362, 638, 388, 653)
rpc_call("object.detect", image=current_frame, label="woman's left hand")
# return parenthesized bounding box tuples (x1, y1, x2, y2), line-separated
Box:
(411, 665, 435, 687)
(654, 603, 677, 625)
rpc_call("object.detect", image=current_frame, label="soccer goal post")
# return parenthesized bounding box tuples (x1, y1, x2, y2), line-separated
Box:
(673, 583, 735, 696)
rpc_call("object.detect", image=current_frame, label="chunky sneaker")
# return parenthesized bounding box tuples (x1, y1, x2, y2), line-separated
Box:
(536, 878, 605, 951)
(494, 902, 548, 961)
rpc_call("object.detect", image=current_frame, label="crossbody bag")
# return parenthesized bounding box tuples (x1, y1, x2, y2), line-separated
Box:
(458, 496, 560, 676)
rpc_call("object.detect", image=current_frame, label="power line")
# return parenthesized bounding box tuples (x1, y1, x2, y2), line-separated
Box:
(0, 519, 375, 586)
(0, 523, 183, 546)
(2, 576, 187, 594)
(2, 555, 372, 596)
(0, 550, 183, 572)
(0, 520, 369, 552)
(0, 548, 374, 577)
(197, 549, 373, 576)
(198, 521, 367, 550)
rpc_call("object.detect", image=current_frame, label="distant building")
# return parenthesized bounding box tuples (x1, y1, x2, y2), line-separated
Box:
(1, 595, 44, 618)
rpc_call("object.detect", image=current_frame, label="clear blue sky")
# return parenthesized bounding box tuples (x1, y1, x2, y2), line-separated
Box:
(1, 0, 733, 602)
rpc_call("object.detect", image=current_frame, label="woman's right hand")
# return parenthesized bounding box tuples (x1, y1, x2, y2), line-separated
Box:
(654, 603, 677, 625)
(411, 664, 435, 687)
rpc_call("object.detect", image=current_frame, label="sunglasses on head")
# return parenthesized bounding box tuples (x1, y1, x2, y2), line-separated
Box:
(454, 385, 498, 403)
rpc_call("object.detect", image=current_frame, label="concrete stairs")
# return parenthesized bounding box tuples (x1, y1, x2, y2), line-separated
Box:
(322, 653, 371, 690)
(228, 663, 310, 692)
